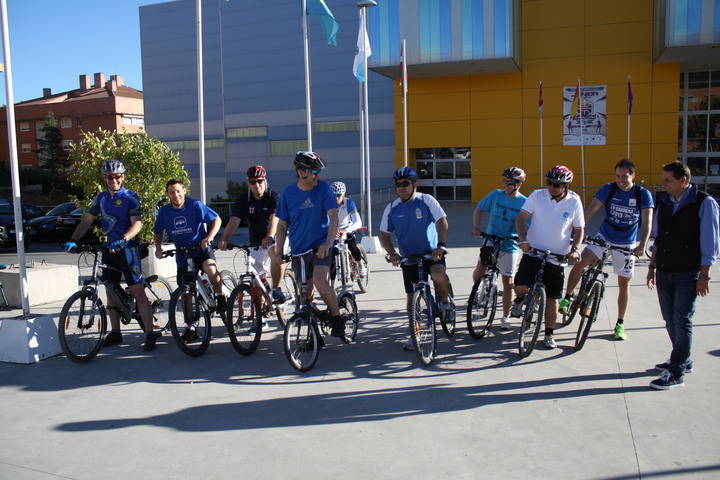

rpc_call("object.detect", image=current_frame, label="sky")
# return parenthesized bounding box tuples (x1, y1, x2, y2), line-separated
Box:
(0, 0, 163, 103)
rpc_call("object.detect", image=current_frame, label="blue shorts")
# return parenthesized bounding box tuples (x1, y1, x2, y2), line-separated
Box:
(101, 247, 144, 287)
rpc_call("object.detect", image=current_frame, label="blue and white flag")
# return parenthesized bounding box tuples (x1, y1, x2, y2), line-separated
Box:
(353, 16, 371, 82)
(306, 0, 339, 46)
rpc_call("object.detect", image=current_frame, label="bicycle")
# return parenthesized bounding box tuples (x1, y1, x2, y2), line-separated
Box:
(59, 243, 173, 363)
(563, 237, 637, 352)
(163, 245, 234, 357)
(283, 247, 359, 372)
(337, 227, 370, 293)
(224, 243, 298, 356)
(466, 233, 516, 339)
(517, 248, 567, 358)
(388, 251, 455, 365)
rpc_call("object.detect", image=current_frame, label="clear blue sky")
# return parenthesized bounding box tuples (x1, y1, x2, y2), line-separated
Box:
(0, 0, 162, 103)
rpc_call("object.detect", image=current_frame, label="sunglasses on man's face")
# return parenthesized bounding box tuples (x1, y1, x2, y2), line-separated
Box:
(503, 180, 519, 186)
(249, 179, 265, 185)
(105, 174, 123, 180)
(547, 181, 564, 188)
(335, 194, 343, 198)
(395, 180, 412, 188)
(301, 168, 321, 175)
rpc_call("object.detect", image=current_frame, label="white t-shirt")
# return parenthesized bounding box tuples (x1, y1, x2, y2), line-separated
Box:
(521, 189, 585, 256)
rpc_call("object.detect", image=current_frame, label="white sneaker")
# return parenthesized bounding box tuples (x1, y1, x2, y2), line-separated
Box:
(544, 334, 557, 349)
(500, 316, 511, 330)
(402, 337, 415, 351)
(510, 296, 525, 318)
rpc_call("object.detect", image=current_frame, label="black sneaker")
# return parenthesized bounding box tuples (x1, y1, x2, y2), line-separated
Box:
(102, 330, 123, 348)
(181, 327, 199, 343)
(143, 331, 160, 351)
(655, 360, 694, 374)
(215, 294, 227, 313)
(330, 315, 349, 343)
(649, 371, 684, 390)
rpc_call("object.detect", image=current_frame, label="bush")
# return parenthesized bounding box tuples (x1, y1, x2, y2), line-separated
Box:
(67, 129, 189, 242)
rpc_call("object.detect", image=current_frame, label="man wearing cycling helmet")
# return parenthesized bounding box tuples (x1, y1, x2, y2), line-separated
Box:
(560, 159, 654, 340)
(331, 181, 366, 277)
(513, 165, 585, 349)
(275, 151, 347, 340)
(64, 159, 160, 351)
(379, 166, 451, 351)
(472, 167, 527, 330)
(153, 179, 224, 340)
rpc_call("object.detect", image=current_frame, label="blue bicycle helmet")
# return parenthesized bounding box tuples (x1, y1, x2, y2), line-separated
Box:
(393, 167, 417, 182)
(101, 159, 126, 175)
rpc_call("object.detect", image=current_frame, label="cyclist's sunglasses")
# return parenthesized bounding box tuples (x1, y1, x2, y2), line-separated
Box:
(335, 194, 343, 198)
(503, 180, 519, 186)
(105, 174, 123, 180)
(547, 181, 565, 188)
(249, 179, 265, 185)
(301, 168, 321, 175)
(395, 180, 412, 188)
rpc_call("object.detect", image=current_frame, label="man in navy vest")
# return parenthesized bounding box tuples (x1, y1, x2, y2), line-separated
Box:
(647, 161, 719, 390)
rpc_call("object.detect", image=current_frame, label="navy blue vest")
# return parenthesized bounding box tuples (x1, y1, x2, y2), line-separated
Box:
(655, 185, 708, 273)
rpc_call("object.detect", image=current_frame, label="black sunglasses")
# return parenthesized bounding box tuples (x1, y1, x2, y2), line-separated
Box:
(503, 180, 519, 186)
(395, 180, 412, 188)
(249, 179, 265, 185)
(547, 181, 565, 188)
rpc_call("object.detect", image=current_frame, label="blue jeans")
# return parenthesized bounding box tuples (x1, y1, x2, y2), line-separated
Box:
(655, 271, 699, 377)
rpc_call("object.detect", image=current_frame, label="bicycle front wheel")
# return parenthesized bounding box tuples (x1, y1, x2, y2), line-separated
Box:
(58, 290, 107, 363)
(466, 275, 497, 339)
(220, 270, 237, 296)
(574, 281, 603, 351)
(145, 276, 173, 331)
(284, 312, 321, 372)
(227, 283, 262, 356)
(338, 292, 359, 341)
(168, 287, 212, 357)
(518, 286, 545, 358)
(409, 289, 436, 366)
(355, 246, 370, 293)
(439, 282, 456, 337)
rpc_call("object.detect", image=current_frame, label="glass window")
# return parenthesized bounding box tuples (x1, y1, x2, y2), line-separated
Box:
(77, 118, 83, 128)
(60, 117, 72, 129)
(705, 182, 720, 199)
(686, 114, 708, 152)
(19, 121, 29, 132)
(417, 186, 433, 195)
(21, 143, 31, 153)
(314, 121, 359, 133)
(436, 186, 454, 200)
(709, 157, 720, 177)
(687, 157, 707, 177)
(711, 71, 720, 110)
(415, 149, 434, 160)
(710, 114, 720, 152)
(270, 140, 307, 156)
(436, 161, 454, 179)
(456, 186, 471, 201)
(62, 140, 74, 151)
(456, 161, 471, 179)
(453, 147, 471, 159)
(436, 148, 454, 159)
(687, 72, 709, 111)
(416, 160, 433, 179)
(227, 126, 267, 138)
(678, 115, 684, 153)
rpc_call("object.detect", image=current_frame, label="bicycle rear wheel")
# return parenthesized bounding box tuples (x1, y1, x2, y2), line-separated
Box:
(518, 286, 545, 358)
(560, 275, 589, 328)
(466, 275, 497, 339)
(275, 269, 298, 328)
(145, 276, 173, 331)
(284, 312, 321, 372)
(409, 289, 436, 366)
(439, 282, 456, 337)
(227, 283, 262, 356)
(220, 270, 237, 296)
(168, 287, 212, 357)
(58, 290, 107, 363)
(574, 281, 603, 351)
(338, 291, 359, 341)
(355, 246, 370, 293)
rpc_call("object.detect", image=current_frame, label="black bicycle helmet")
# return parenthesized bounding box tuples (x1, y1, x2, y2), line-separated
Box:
(294, 151, 325, 170)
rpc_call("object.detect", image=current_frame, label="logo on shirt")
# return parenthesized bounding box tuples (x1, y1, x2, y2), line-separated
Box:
(249, 206, 255, 214)
(174, 216, 188, 229)
(115, 199, 123, 206)
(300, 198, 314, 209)
(628, 198, 637, 207)
(415, 208, 422, 219)
(563, 212, 570, 219)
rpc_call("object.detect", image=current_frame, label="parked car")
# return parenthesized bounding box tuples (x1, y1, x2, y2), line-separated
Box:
(0, 201, 46, 251)
(56, 208, 100, 244)
(26, 201, 77, 241)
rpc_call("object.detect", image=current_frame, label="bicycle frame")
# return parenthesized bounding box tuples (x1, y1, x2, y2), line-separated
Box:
(334, 240, 354, 295)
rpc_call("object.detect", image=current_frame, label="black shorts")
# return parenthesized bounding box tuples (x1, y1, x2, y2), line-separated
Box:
(514, 254, 565, 299)
(177, 248, 217, 286)
(401, 257, 446, 294)
(291, 249, 334, 284)
(101, 247, 144, 287)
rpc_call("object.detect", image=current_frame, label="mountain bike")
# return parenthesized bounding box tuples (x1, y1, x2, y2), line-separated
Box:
(517, 248, 567, 358)
(59, 243, 172, 363)
(283, 247, 358, 372)
(337, 227, 370, 293)
(225, 243, 298, 356)
(466, 233, 516, 338)
(566, 237, 637, 351)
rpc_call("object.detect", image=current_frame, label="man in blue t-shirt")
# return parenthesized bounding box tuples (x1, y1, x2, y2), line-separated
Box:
(561, 159, 654, 340)
(64, 159, 160, 351)
(275, 151, 347, 340)
(471, 167, 527, 329)
(153, 179, 224, 339)
(379, 167, 451, 351)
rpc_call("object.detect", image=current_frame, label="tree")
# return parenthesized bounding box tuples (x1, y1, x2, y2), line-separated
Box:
(35, 112, 67, 173)
(68, 129, 190, 242)
(210, 179, 248, 202)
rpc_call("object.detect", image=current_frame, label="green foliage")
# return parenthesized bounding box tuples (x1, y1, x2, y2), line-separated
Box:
(35, 112, 68, 174)
(67, 129, 189, 242)
(210, 179, 247, 202)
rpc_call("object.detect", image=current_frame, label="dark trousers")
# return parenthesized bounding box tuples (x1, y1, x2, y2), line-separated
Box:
(655, 270, 699, 377)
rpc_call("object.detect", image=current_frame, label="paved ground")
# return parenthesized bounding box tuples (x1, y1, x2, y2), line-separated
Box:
(0, 203, 719, 479)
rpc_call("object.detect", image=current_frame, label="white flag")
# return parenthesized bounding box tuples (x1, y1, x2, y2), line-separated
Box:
(353, 16, 371, 82)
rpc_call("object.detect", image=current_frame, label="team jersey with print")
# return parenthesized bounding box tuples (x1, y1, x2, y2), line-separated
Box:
(379, 192, 447, 257)
(477, 189, 527, 253)
(231, 190, 278, 246)
(338, 198, 362, 232)
(595, 183, 654, 244)
(88, 187, 141, 245)
(153, 198, 219, 266)
(276, 181, 336, 255)
(521, 188, 585, 257)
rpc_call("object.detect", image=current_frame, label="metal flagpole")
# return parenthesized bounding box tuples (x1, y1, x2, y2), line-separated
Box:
(0, 0, 29, 315)
(539, 80, 544, 187)
(302, 0, 313, 151)
(361, 6, 372, 235)
(196, 0, 206, 203)
(402, 39, 408, 167)
(627, 76, 632, 159)
(359, 85, 366, 224)
(578, 78, 586, 204)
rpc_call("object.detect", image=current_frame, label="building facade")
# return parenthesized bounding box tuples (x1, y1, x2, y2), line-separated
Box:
(0, 73, 145, 169)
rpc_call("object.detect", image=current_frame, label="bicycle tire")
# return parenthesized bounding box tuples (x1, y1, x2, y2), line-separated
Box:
(338, 291, 359, 341)
(275, 269, 298, 328)
(574, 281, 603, 352)
(168, 287, 212, 357)
(145, 276, 173, 331)
(284, 312, 321, 372)
(518, 286, 545, 358)
(560, 275, 590, 328)
(439, 282, 456, 337)
(355, 246, 370, 293)
(58, 290, 107, 363)
(226, 283, 262, 356)
(466, 275, 497, 339)
(409, 289, 436, 366)
(219, 269, 237, 296)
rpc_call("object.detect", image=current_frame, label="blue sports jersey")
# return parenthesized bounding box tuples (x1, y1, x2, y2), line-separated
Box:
(276, 181, 337, 255)
(595, 183, 654, 244)
(477, 189, 527, 253)
(88, 187, 141, 245)
(379, 192, 447, 257)
(153, 198, 219, 266)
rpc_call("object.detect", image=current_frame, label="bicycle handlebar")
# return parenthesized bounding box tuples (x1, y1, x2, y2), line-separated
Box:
(584, 237, 637, 256)
(68, 241, 151, 254)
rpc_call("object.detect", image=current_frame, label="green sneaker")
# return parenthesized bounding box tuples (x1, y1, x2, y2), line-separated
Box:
(558, 296, 572, 314)
(614, 323, 627, 340)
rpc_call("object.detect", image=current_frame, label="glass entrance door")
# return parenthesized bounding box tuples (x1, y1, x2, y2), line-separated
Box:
(415, 147, 471, 201)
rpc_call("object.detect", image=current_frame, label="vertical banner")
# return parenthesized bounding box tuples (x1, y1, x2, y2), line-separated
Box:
(563, 85, 607, 146)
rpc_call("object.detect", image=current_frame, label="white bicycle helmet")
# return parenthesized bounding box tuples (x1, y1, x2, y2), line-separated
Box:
(101, 159, 126, 175)
(330, 181, 346, 196)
